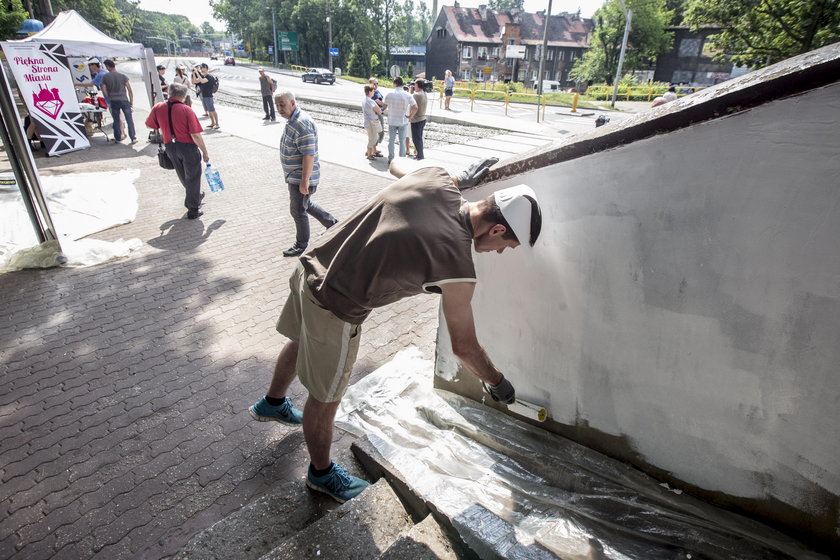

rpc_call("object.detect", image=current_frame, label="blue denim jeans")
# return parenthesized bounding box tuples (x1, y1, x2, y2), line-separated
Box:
(288, 183, 337, 248)
(387, 123, 408, 161)
(109, 99, 135, 141)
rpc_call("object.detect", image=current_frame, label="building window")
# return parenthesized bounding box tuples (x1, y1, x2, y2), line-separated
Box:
(569, 51, 575, 61)
(558, 50, 565, 61)
(508, 39, 515, 45)
(491, 47, 499, 57)
(478, 46, 488, 59)
(461, 69, 470, 80)
(490, 73, 496, 82)
(678, 38, 702, 57)
(544, 70, 551, 80)
(531, 71, 537, 82)
(463, 46, 472, 59)
(436, 28, 447, 39)
(523, 47, 529, 60)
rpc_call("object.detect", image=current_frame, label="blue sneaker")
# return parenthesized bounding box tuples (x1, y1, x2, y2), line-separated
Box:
(306, 462, 370, 503)
(249, 396, 303, 425)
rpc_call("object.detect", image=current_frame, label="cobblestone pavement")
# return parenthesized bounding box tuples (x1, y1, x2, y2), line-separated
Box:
(0, 127, 439, 558)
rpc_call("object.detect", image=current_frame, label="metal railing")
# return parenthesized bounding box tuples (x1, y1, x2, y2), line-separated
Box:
(584, 85, 704, 102)
(438, 83, 548, 121)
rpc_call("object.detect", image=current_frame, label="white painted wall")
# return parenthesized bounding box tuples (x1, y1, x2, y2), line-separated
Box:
(437, 82, 840, 543)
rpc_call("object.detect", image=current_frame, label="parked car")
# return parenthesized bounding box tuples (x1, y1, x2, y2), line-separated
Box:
(224, 57, 235, 66)
(210, 54, 219, 61)
(301, 68, 335, 85)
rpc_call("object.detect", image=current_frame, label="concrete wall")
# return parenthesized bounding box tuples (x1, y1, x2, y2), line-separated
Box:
(435, 81, 840, 551)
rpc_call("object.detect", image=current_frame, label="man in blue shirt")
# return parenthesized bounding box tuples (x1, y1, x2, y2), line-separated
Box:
(76, 59, 108, 101)
(275, 90, 338, 257)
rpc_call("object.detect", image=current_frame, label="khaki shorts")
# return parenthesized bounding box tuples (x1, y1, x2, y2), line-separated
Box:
(365, 123, 381, 148)
(276, 263, 362, 403)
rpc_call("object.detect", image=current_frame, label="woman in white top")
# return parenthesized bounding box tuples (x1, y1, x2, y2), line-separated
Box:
(173, 65, 192, 106)
(362, 85, 382, 160)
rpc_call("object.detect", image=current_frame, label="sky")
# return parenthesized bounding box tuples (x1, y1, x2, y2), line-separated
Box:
(136, 0, 605, 31)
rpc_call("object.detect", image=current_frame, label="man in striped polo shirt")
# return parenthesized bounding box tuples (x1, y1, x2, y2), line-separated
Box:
(275, 90, 338, 257)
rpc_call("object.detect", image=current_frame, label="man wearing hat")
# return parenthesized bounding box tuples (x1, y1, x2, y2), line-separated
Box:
(258, 68, 277, 121)
(248, 157, 542, 504)
(76, 59, 108, 96)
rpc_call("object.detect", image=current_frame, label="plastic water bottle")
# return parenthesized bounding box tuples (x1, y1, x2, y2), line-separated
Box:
(204, 163, 224, 193)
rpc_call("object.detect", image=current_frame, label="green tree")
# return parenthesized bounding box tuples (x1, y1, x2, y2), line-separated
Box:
(201, 22, 216, 34)
(393, 0, 432, 46)
(347, 40, 372, 77)
(52, 0, 125, 38)
(684, 0, 840, 67)
(571, 0, 672, 84)
(489, 0, 524, 9)
(0, 0, 28, 40)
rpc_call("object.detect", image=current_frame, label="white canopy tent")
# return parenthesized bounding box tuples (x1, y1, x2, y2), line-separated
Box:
(15, 10, 145, 58)
(11, 10, 163, 108)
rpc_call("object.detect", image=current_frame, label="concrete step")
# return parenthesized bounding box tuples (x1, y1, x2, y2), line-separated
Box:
(258, 478, 414, 560)
(380, 514, 460, 560)
(171, 479, 338, 560)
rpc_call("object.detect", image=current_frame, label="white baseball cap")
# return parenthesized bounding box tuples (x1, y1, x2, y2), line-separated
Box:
(495, 184, 540, 247)
(258, 67, 264, 71)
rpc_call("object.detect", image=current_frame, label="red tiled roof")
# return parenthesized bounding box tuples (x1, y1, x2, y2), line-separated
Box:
(442, 6, 592, 47)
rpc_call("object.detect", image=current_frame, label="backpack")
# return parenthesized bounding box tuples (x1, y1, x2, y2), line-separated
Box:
(211, 74, 219, 94)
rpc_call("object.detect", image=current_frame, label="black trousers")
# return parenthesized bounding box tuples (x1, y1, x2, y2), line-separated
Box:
(262, 95, 276, 119)
(166, 142, 202, 213)
(410, 120, 426, 160)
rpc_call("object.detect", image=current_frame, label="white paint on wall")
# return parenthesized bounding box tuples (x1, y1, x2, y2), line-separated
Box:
(444, 82, 840, 525)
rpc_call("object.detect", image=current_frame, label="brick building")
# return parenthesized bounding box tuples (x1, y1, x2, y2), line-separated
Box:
(425, 4, 593, 88)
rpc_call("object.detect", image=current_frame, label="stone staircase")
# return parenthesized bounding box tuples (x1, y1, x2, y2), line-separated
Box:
(171, 444, 462, 560)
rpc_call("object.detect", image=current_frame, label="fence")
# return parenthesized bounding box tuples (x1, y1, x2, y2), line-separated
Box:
(439, 83, 549, 122)
(584, 85, 703, 102)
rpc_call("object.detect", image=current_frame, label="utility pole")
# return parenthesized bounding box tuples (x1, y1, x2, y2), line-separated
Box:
(536, 0, 553, 97)
(327, 0, 333, 71)
(271, 6, 278, 67)
(610, 1, 632, 108)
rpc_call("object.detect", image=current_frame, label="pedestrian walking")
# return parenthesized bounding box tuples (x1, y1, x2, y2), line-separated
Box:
(274, 90, 338, 257)
(248, 156, 541, 504)
(382, 76, 417, 163)
(258, 67, 277, 121)
(100, 59, 136, 143)
(145, 83, 210, 220)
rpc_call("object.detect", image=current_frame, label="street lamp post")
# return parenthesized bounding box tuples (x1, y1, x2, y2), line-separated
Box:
(326, 0, 333, 71)
(536, 0, 553, 122)
(610, 0, 632, 108)
(268, 6, 278, 67)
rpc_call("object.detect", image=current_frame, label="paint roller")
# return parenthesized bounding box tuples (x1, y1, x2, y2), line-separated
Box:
(483, 382, 548, 422)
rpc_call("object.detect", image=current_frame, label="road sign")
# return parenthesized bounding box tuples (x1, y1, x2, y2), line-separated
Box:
(505, 45, 526, 59)
(278, 31, 299, 52)
(389, 64, 401, 78)
(329, 48, 338, 57)
(268, 45, 274, 54)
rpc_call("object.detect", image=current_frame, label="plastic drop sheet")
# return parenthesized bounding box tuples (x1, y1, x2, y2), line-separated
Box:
(337, 348, 827, 560)
(0, 170, 140, 271)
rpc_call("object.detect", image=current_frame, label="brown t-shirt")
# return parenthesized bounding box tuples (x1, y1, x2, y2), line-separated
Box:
(301, 167, 476, 324)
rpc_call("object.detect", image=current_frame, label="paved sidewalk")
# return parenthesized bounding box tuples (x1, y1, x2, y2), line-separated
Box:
(0, 110, 439, 558)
